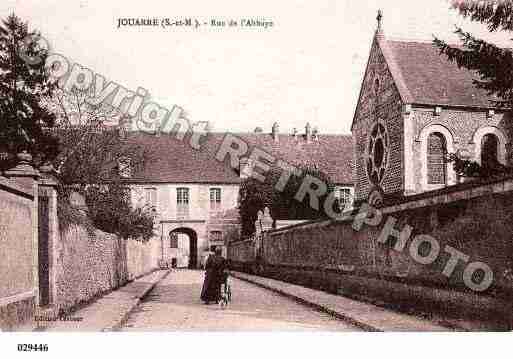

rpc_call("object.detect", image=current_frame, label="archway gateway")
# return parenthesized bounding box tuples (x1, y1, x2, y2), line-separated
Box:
(169, 227, 198, 269)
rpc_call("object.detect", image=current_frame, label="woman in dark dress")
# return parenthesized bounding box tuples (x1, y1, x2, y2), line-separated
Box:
(200, 247, 227, 304)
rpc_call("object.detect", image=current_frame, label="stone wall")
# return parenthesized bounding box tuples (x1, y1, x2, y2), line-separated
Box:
(409, 107, 513, 194)
(0, 176, 37, 330)
(228, 238, 255, 264)
(1, 157, 162, 329)
(352, 36, 405, 202)
(54, 225, 160, 313)
(229, 177, 513, 326)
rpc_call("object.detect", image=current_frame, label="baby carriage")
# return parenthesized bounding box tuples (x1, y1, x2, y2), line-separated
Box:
(219, 270, 232, 308)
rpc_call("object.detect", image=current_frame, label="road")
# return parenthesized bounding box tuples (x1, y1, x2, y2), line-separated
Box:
(121, 270, 360, 331)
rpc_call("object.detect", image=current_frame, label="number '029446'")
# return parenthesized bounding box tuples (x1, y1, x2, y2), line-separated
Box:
(17, 344, 49, 352)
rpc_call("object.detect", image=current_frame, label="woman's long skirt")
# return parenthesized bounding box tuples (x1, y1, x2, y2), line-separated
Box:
(200, 270, 221, 303)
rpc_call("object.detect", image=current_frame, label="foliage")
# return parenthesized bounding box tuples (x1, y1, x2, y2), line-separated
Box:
(433, 0, 513, 108)
(224, 225, 241, 244)
(239, 164, 339, 236)
(56, 184, 96, 237)
(46, 88, 148, 186)
(0, 14, 59, 171)
(0, 14, 155, 241)
(84, 183, 156, 241)
(45, 88, 156, 240)
(447, 152, 512, 179)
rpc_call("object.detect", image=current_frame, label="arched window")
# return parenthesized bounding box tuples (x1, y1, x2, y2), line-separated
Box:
(427, 132, 447, 185)
(374, 78, 380, 96)
(481, 133, 499, 167)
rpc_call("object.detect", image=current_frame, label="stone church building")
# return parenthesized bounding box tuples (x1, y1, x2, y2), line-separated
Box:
(352, 16, 512, 205)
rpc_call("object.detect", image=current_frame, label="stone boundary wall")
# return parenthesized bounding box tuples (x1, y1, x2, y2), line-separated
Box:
(55, 224, 160, 313)
(0, 176, 37, 330)
(227, 238, 255, 270)
(228, 176, 513, 327)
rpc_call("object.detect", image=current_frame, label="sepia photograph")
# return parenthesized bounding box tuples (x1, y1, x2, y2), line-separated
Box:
(1, 0, 512, 357)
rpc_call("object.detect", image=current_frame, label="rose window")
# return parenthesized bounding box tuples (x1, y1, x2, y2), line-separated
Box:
(366, 121, 389, 186)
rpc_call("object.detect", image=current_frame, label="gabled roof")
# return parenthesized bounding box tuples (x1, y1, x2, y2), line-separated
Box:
(352, 30, 500, 130)
(125, 131, 354, 185)
(385, 39, 499, 108)
(351, 29, 501, 131)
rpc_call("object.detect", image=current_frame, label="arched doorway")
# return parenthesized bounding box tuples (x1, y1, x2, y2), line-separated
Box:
(169, 228, 198, 269)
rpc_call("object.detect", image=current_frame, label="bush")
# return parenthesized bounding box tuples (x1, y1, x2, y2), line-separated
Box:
(84, 183, 156, 241)
(239, 164, 339, 236)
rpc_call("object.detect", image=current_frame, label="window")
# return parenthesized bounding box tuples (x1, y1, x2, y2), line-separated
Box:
(176, 187, 189, 218)
(335, 187, 352, 205)
(374, 77, 380, 96)
(427, 132, 447, 185)
(210, 188, 222, 211)
(334, 187, 352, 211)
(366, 121, 389, 185)
(145, 188, 157, 210)
(210, 231, 223, 243)
(169, 232, 178, 248)
(481, 133, 499, 167)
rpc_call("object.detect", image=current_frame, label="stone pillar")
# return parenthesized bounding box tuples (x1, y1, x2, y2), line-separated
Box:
(4, 151, 40, 190)
(254, 210, 263, 237)
(38, 164, 59, 307)
(4, 152, 40, 307)
(261, 207, 273, 232)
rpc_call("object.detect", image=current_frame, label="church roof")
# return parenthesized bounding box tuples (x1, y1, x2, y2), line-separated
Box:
(383, 38, 499, 108)
(124, 131, 354, 185)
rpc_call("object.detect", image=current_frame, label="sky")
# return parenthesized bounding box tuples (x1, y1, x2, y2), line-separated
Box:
(2, 0, 512, 135)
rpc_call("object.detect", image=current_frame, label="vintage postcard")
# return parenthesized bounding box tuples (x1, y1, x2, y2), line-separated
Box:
(1, 0, 512, 357)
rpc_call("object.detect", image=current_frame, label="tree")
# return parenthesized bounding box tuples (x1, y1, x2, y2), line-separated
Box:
(46, 88, 156, 239)
(46, 88, 147, 186)
(84, 183, 155, 241)
(238, 164, 339, 237)
(434, 0, 513, 108)
(447, 152, 512, 179)
(0, 14, 59, 170)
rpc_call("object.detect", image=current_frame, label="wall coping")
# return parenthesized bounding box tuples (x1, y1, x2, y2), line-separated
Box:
(0, 289, 36, 308)
(229, 238, 256, 246)
(264, 174, 513, 237)
(0, 175, 34, 199)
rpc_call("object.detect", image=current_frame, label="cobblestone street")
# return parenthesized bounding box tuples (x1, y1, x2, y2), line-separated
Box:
(121, 270, 359, 331)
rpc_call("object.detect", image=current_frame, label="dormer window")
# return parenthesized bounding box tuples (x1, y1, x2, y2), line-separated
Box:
(239, 157, 253, 179)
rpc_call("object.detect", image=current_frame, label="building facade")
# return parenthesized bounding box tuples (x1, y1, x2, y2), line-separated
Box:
(125, 125, 354, 268)
(352, 18, 512, 205)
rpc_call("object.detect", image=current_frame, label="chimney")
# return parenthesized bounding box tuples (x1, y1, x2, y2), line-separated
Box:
(312, 126, 319, 140)
(272, 122, 279, 142)
(305, 122, 312, 143)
